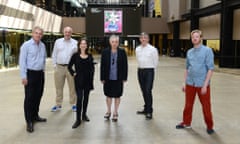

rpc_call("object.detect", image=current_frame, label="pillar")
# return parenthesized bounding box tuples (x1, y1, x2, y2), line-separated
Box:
(219, 0, 235, 67)
(162, 34, 167, 55)
(171, 21, 180, 57)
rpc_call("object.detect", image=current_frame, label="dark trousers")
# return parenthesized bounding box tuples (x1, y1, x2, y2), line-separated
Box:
(75, 88, 90, 121)
(24, 69, 44, 123)
(137, 68, 154, 113)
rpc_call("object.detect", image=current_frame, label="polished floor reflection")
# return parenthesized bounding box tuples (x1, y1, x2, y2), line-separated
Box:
(0, 56, 240, 144)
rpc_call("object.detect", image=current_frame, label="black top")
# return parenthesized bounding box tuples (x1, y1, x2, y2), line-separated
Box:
(100, 48, 128, 81)
(68, 53, 95, 90)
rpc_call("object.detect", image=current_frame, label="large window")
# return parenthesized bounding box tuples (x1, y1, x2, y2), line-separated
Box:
(0, 30, 28, 68)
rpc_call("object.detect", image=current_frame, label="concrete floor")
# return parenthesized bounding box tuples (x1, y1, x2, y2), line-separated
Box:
(0, 56, 240, 144)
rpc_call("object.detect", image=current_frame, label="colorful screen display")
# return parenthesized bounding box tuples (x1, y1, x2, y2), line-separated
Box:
(104, 10, 122, 33)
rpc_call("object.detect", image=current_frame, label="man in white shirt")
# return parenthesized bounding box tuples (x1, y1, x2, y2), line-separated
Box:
(51, 26, 78, 112)
(135, 32, 159, 120)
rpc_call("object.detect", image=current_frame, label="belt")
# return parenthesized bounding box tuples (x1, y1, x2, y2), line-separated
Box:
(138, 68, 154, 70)
(57, 64, 68, 66)
(27, 69, 43, 72)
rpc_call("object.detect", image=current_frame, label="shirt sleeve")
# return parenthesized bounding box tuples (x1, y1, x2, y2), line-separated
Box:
(19, 43, 27, 79)
(43, 44, 47, 71)
(122, 49, 128, 80)
(90, 55, 95, 80)
(206, 48, 214, 70)
(152, 48, 159, 69)
(186, 50, 190, 69)
(52, 40, 57, 67)
(68, 54, 76, 76)
(90, 55, 95, 73)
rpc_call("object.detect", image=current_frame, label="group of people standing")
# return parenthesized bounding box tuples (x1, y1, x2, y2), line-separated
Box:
(19, 26, 215, 135)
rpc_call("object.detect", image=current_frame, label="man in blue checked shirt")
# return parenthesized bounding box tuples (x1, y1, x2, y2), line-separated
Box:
(176, 29, 215, 135)
(19, 26, 47, 133)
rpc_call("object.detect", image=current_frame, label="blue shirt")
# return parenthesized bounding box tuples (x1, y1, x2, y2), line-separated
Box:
(109, 52, 118, 80)
(186, 45, 214, 87)
(19, 38, 46, 79)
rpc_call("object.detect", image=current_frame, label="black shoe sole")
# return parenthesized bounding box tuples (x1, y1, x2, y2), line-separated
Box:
(72, 121, 81, 129)
(82, 119, 90, 122)
(136, 111, 146, 115)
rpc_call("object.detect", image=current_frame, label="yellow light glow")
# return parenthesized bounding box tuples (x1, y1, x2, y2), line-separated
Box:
(154, 0, 161, 16)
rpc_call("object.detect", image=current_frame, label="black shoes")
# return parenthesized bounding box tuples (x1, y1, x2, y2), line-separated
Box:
(104, 112, 111, 120)
(26, 116, 46, 133)
(112, 114, 118, 122)
(176, 123, 191, 129)
(207, 129, 215, 135)
(176, 122, 214, 134)
(145, 113, 152, 120)
(72, 115, 89, 129)
(72, 120, 81, 129)
(104, 112, 118, 122)
(35, 116, 47, 122)
(26, 122, 34, 133)
(136, 110, 146, 115)
(82, 115, 90, 122)
(137, 110, 152, 120)
(176, 124, 185, 129)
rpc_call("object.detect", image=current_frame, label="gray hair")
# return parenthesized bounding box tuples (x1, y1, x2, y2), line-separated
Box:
(32, 26, 44, 33)
(139, 32, 149, 38)
(109, 34, 119, 42)
(63, 26, 73, 33)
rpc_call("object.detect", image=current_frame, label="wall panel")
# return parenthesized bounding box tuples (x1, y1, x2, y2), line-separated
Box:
(199, 14, 220, 39)
(141, 17, 169, 34)
(180, 20, 190, 39)
(200, 0, 220, 8)
(233, 9, 240, 40)
(62, 17, 86, 33)
(167, 0, 180, 22)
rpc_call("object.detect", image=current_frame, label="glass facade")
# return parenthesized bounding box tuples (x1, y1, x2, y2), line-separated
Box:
(0, 29, 29, 68)
(0, 29, 83, 69)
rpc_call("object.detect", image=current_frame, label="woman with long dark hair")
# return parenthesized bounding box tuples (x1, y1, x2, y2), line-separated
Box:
(68, 38, 95, 128)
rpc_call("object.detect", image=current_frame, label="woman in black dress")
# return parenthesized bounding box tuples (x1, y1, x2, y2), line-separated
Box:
(68, 38, 95, 128)
(100, 35, 128, 122)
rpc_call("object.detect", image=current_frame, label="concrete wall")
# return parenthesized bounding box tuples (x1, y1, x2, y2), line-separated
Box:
(61, 17, 86, 33)
(141, 17, 170, 34)
(183, 0, 221, 14)
(200, 0, 220, 8)
(185, 0, 220, 9)
(61, 17, 170, 34)
(167, 0, 187, 22)
(160, 0, 169, 19)
(180, 20, 190, 39)
(199, 14, 220, 39)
